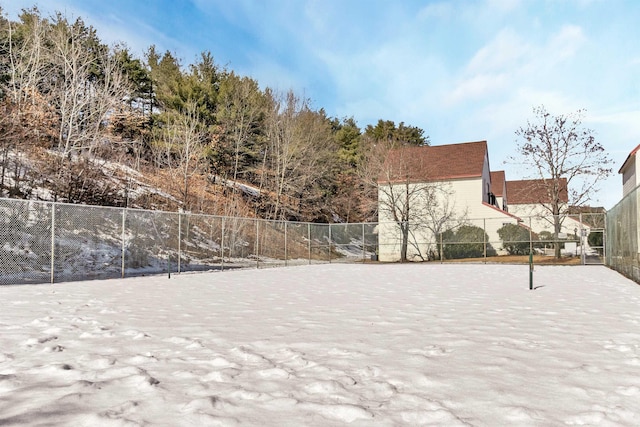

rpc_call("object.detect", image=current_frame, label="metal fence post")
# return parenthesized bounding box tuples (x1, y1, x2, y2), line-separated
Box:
(328, 223, 332, 264)
(177, 211, 182, 274)
(602, 212, 607, 264)
(121, 208, 126, 278)
(50, 202, 55, 284)
(221, 217, 226, 271)
(284, 221, 288, 267)
(580, 212, 585, 265)
(362, 223, 366, 263)
(529, 216, 533, 256)
(255, 219, 260, 269)
(308, 223, 311, 265)
(483, 218, 487, 263)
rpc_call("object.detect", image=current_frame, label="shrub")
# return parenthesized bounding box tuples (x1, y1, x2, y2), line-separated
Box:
(497, 223, 530, 255)
(588, 231, 604, 255)
(441, 224, 495, 259)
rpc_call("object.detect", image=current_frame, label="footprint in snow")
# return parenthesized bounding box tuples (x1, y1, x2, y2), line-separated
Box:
(301, 402, 374, 423)
(407, 345, 451, 357)
(122, 329, 150, 340)
(616, 385, 640, 396)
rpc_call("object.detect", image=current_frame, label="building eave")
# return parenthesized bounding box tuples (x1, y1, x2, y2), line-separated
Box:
(618, 143, 640, 174)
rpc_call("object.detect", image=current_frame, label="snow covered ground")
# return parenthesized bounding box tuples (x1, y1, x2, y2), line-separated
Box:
(1, 263, 639, 426)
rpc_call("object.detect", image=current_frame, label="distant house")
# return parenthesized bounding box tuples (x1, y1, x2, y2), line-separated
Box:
(377, 141, 520, 262)
(619, 143, 640, 197)
(617, 144, 640, 256)
(506, 178, 589, 241)
(506, 178, 568, 223)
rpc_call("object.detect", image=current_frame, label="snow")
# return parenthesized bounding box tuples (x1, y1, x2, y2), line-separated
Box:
(1, 263, 640, 426)
(212, 175, 262, 198)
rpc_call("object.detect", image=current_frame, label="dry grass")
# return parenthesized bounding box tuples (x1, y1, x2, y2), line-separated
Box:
(441, 255, 583, 265)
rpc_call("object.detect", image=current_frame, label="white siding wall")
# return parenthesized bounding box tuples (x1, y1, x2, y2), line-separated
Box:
(451, 178, 481, 210)
(481, 154, 491, 204)
(378, 182, 462, 262)
(378, 178, 521, 261)
(500, 181, 508, 210)
(622, 156, 638, 197)
(508, 203, 581, 236)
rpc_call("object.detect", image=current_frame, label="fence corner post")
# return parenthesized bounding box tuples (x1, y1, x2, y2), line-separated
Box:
(121, 208, 126, 278)
(50, 202, 56, 284)
(177, 210, 182, 274)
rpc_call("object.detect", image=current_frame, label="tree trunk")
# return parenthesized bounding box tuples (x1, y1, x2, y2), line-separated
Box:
(400, 222, 409, 262)
(554, 215, 562, 259)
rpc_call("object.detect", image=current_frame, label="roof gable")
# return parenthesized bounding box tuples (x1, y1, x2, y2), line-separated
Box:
(379, 141, 488, 183)
(618, 143, 640, 174)
(490, 170, 506, 196)
(506, 179, 569, 205)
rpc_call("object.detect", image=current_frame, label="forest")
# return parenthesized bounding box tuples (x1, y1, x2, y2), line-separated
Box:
(0, 6, 428, 223)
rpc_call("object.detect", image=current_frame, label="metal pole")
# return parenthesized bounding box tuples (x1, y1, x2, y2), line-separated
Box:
(529, 216, 533, 290)
(255, 220, 260, 269)
(328, 223, 332, 264)
(483, 218, 487, 263)
(529, 250, 533, 290)
(284, 221, 288, 267)
(440, 231, 443, 263)
(167, 215, 171, 278)
(602, 212, 607, 264)
(362, 223, 366, 263)
(308, 222, 311, 265)
(121, 208, 126, 278)
(580, 212, 585, 265)
(529, 216, 533, 257)
(177, 211, 182, 274)
(50, 203, 55, 284)
(221, 217, 225, 272)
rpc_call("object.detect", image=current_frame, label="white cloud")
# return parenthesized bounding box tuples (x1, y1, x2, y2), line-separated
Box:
(417, 1, 454, 21)
(447, 73, 510, 105)
(466, 29, 528, 74)
(445, 23, 587, 107)
(546, 24, 587, 64)
(485, 0, 523, 13)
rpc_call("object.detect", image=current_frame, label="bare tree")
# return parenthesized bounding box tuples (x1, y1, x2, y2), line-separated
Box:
(48, 15, 130, 156)
(5, 10, 49, 106)
(157, 101, 207, 209)
(262, 89, 335, 220)
(370, 142, 460, 262)
(412, 184, 463, 260)
(1, 10, 56, 196)
(86, 45, 132, 156)
(511, 105, 613, 258)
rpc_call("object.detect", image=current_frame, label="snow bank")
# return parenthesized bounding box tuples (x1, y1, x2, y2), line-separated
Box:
(1, 264, 639, 425)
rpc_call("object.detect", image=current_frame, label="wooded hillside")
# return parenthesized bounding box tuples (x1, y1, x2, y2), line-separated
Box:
(0, 6, 428, 223)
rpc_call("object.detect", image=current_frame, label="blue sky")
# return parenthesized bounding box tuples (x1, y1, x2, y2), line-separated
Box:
(3, 0, 640, 209)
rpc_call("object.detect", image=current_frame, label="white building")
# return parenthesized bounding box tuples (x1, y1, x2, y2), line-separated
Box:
(507, 179, 590, 235)
(619, 143, 640, 197)
(377, 141, 521, 262)
(376, 140, 598, 262)
(618, 144, 640, 256)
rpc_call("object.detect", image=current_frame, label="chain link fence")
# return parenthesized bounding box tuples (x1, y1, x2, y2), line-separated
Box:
(0, 196, 619, 286)
(376, 213, 605, 265)
(606, 184, 640, 282)
(0, 198, 378, 285)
